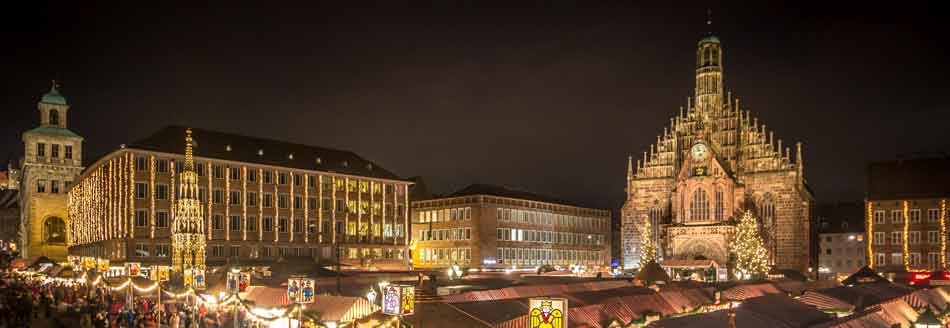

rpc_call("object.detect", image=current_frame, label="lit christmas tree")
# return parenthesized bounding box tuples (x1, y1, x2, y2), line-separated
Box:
(640, 217, 657, 267)
(732, 211, 770, 280)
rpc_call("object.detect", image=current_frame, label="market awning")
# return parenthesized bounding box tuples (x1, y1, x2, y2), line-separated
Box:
(242, 286, 379, 322)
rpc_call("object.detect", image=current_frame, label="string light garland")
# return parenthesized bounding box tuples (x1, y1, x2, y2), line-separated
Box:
(941, 199, 947, 269)
(903, 201, 910, 270)
(867, 201, 875, 268)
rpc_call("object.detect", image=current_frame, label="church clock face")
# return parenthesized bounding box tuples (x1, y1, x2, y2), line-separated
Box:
(691, 143, 708, 161)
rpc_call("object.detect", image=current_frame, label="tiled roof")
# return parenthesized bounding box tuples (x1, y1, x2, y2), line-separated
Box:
(719, 283, 784, 301)
(867, 157, 950, 200)
(128, 125, 403, 181)
(445, 184, 598, 209)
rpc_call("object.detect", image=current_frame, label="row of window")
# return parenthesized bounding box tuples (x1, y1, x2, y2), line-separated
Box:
(133, 157, 402, 196)
(496, 208, 607, 231)
(874, 252, 944, 269)
(495, 247, 603, 265)
(132, 183, 405, 214)
(133, 243, 405, 260)
(821, 258, 865, 271)
(36, 143, 74, 160)
(133, 212, 405, 238)
(872, 209, 941, 224)
(416, 207, 472, 223)
(872, 231, 944, 245)
(496, 228, 604, 246)
(35, 179, 65, 194)
(417, 247, 472, 264)
(418, 228, 472, 241)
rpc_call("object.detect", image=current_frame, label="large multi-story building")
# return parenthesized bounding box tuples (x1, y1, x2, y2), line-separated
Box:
(411, 184, 611, 270)
(816, 202, 866, 280)
(866, 158, 950, 272)
(621, 26, 814, 272)
(67, 125, 412, 270)
(17, 83, 85, 260)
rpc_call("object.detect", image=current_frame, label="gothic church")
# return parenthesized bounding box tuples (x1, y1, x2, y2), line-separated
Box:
(621, 28, 813, 274)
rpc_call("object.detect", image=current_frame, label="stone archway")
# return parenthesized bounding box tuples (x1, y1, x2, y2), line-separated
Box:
(43, 216, 66, 244)
(674, 237, 729, 266)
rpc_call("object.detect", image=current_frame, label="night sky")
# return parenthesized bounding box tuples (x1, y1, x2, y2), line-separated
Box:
(2, 2, 948, 211)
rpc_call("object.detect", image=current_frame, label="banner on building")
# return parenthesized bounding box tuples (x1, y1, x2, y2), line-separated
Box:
(528, 298, 567, 328)
(287, 277, 315, 303)
(382, 285, 415, 316)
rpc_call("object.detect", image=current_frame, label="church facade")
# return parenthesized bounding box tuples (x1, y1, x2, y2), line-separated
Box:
(621, 32, 813, 274)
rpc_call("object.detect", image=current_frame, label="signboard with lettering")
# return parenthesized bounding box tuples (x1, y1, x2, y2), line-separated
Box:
(185, 268, 205, 290)
(151, 266, 170, 282)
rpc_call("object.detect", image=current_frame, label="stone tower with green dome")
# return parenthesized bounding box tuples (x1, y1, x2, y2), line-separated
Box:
(19, 81, 84, 260)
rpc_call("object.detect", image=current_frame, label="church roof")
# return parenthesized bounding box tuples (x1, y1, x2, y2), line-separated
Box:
(128, 125, 404, 181)
(40, 85, 67, 105)
(867, 157, 950, 200)
(698, 34, 720, 45)
(635, 260, 671, 285)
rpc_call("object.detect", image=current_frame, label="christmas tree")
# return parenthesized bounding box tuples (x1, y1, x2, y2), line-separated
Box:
(640, 217, 657, 267)
(732, 210, 770, 280)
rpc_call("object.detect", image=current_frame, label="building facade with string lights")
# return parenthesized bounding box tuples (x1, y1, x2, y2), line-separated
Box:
(67, 125, 412, 270)
(621, 23, 814, 273)
(865, 158, 950, 272)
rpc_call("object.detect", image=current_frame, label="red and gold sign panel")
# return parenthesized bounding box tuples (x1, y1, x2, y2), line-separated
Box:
(151, 265, 170, 282)
(185, 269, 206, 290)
(382, 285, 415, 316)
(97, 259, 110, 273)
(82, 257, 96, 269)
(529, 298, 567, 328)
(125, 262, 142, 277)
(228, 272, 251, 293)
(287, 278, 315, 304)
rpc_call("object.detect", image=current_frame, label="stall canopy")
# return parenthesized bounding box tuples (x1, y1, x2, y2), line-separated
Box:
(242, 286, 378, 323)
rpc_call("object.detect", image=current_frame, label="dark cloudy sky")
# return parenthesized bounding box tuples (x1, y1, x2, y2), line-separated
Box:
(1, 2, 948, 210)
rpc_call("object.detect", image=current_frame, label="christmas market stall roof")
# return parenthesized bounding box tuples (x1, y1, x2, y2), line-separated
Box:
(806, 282, 913, 311)
(127, 125, 405, 181)
(634, 261, 671, 286)
(841, 266, 889, 286)
(242, 286, 378, 323)
(648, 294, 834, 328)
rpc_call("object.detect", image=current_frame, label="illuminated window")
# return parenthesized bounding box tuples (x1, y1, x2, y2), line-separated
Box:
(929, 209, 940, 222)
(690, 189, 710, 221)
(247, 217, 257, 232)
(910, 209, 921, 223)
(760, 198, 775, 227)
(51, 144, 59, 158)
(37, 143, 46, 157)
(64, 145, 72, 159)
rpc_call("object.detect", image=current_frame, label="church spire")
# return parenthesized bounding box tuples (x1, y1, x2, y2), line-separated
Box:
(184, 128, 194, 171)
(695, 9, 724, 119)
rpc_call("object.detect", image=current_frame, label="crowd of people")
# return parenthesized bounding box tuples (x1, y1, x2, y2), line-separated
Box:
(0, 274, 235, 328)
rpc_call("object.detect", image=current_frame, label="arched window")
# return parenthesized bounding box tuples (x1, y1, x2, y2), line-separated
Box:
(44, 217, 66, 244)
(711, 48, 719, 66)
(760, 199, 775, 227)
(690, 189, 710, 222)
(715, 187, 724, 221)
(703, 47, 712, 66)
(49, 110, 59, 125)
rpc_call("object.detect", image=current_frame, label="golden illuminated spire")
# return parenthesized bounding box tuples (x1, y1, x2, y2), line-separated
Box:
(184, 128, 194, 171)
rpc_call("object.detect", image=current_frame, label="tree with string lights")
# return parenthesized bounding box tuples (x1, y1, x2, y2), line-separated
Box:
(732, 210, 770, 280)
(640, 217, 657, 267)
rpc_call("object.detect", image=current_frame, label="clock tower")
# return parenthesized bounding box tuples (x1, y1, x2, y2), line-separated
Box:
(20, 81, 84, 260)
